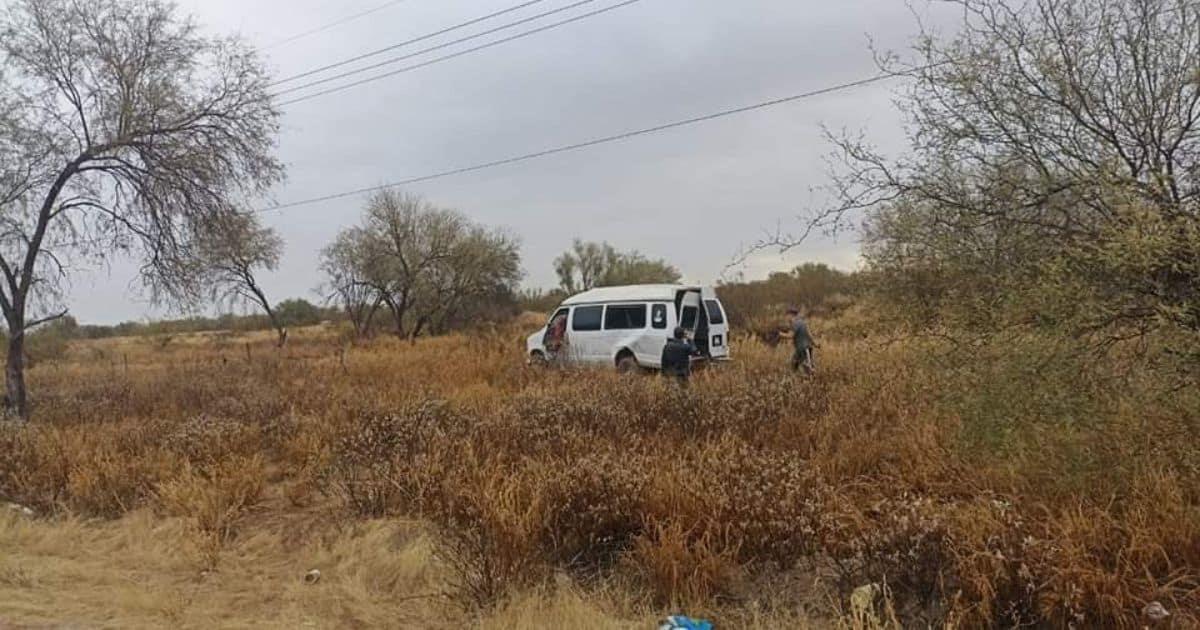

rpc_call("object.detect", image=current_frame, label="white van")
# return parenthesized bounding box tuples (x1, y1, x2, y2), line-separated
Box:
(526, 284, 730, 371)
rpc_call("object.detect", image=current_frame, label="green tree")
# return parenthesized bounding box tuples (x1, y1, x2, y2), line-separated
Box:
(274, 299, 322, 329)
(553, 239, 680, 293)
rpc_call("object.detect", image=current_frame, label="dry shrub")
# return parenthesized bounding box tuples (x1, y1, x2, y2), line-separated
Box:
(0, 424, 174, 517)
(625, 519, 743, 609)
(939, 498, 1039, 627)
(163, 415, 262, 466)
(638, 441, 822, 567)
(532, 453, 647, 570)
(322, 400, 467, 517)
(156, 454, 265, 568)
(433, 463, 550, 609)
(64, 448, 175, 518)
(9, 316, 1199, 627)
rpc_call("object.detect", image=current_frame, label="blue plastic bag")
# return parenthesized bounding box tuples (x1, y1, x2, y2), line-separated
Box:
(659, 615, 713, 630)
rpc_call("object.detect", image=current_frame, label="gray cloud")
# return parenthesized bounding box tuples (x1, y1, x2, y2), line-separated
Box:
(65, 0, 957, 324)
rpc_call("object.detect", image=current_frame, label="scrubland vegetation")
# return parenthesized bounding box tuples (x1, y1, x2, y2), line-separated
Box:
(0, 304, 1196, 628)
(3, 0, 1200, 626)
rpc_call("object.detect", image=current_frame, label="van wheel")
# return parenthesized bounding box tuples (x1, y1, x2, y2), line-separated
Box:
(530, 351, 548, 367)
(616, 354, 639, 374)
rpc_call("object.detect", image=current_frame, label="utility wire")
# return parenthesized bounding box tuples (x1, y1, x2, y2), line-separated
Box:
(260, 72, 901, 213)
(275, 0, 635, 103)
(266, 0, 411, 50)
(271, 0, 549, 86)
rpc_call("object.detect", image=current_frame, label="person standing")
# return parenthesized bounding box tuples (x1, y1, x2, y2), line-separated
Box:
(543, 311, 569, 364)
(787, 307, 817, 375)
(661, 326, 700, 384)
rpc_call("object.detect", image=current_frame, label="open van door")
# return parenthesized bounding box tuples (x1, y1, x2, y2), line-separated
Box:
(676, 289, 702, 335)
(701, 287, 729, 360)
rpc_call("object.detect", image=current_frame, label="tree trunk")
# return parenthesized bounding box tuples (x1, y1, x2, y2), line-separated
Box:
(264, 307, 287, 348)
(363, 299, 382, 339)
(409, 316, 427, 344)
(5, 331, 27, 421)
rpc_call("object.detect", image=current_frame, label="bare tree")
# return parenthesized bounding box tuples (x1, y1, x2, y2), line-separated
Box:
(360, 190, 462, 338)
(409, 224, 522, 337)
(319, 228, 383, 340)
(755, 0, 1200, 352)
(199, 213, 287, 346)
(0, 0, 283, 419)
(319, 191, 523, 340)
(554, 239, 681, 293)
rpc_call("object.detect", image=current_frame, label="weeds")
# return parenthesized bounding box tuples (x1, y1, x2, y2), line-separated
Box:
(2, 323, 1196, 627)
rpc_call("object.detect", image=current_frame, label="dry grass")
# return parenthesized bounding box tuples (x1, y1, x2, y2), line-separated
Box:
(0, 317, 1197, 628)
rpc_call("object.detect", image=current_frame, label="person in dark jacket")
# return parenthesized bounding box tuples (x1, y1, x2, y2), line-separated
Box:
(787, 307, 817, 375)
(661, 326, 699, 383)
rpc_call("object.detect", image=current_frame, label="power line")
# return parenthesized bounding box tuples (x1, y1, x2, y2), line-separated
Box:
(274, 0, 638, 104)
(271, 0, 549, 87)
(260, 72, 900, 213)
(266, 0, 411, 50)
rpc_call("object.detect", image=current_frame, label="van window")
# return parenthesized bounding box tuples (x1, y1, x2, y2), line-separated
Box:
(704, 300, 725, 325)
(604, 304, 646, 330)
(572, 305, 603, 331)
(651, 304, 667, 329)
(680, 305, 698, 329)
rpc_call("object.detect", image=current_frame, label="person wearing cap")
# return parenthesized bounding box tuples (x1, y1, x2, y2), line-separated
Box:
(661, 326, 700, 383)
(787, 307, 817, 375)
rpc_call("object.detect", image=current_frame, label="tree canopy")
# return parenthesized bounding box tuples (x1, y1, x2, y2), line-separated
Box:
(0, 0, 283, 417)
(320, 190, 522, 339)
(553, 239, 681, 294)
(772, 0, 1200, 372)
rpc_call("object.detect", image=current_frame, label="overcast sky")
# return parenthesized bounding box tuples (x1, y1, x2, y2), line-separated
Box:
(65, 0, 957, 324)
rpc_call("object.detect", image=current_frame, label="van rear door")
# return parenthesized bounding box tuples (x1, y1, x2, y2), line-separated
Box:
(701, 288, 729, 359)
(677, 290, 702, 334)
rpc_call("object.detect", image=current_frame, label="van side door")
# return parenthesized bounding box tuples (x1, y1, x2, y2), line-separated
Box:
(602, 303, 651, 365)
(647, 303, 671, 367)
(569, 304, 605, 363)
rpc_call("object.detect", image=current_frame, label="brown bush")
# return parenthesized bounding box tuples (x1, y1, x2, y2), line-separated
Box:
(4, 320, 1197, 626)
(156, 454, 266, 568)
(625, 519, 744, 609)
(432, 463, 550, 609)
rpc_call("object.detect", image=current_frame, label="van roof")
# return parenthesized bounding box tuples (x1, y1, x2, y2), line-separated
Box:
(561, 284, 701, 306)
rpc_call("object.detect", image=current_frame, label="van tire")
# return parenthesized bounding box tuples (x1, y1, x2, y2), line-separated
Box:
(615, 353, 639, 374)
(530, 351, 548, 366)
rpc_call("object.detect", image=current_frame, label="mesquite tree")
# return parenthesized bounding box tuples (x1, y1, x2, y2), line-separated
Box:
(0, 0, 283, 419)
(319, 190, 522, 340)
(554, 239, 681, 294)
(199, 213, 288, 347)
(319, 228, 384, 339)
(759, 0, 1200, 357)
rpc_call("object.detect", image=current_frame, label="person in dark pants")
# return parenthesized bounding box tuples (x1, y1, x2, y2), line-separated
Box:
(787, 307, 817, 375)
(661, 326, 699, 384)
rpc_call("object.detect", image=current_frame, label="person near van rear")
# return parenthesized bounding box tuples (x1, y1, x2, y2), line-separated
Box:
(787, 307, 817, 375)
(543, 312, 568, 362)
(662, 326, 699, 383)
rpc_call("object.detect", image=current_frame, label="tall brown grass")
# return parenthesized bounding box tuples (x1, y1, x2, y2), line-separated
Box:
(0, 319, 1196, 628)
